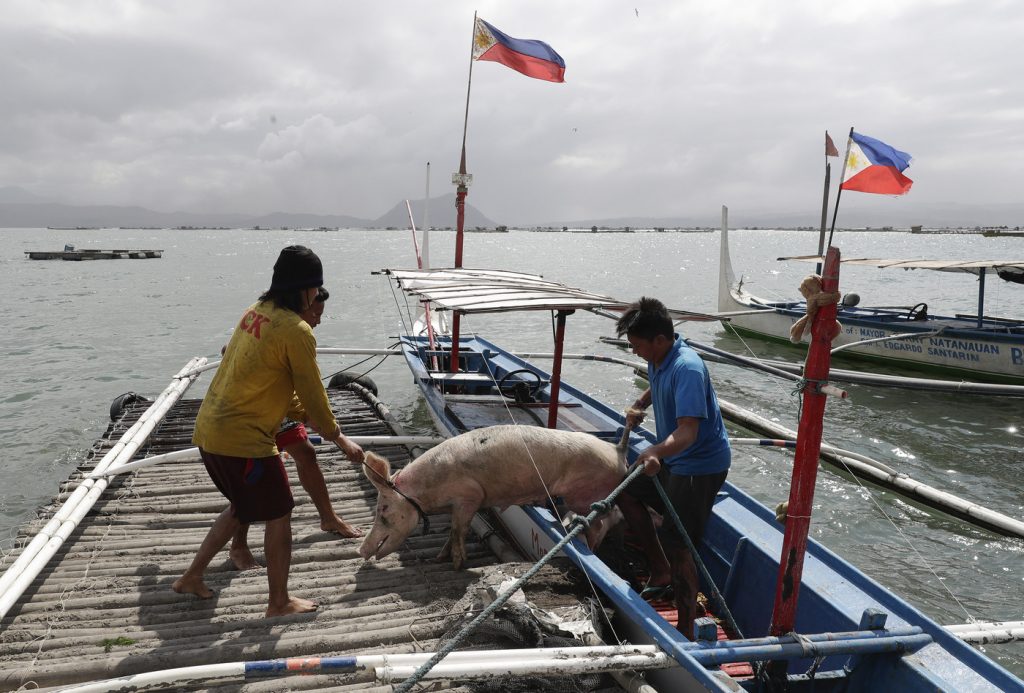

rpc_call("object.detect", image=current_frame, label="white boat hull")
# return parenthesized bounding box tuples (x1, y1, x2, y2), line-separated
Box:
(716, 208, 1024, 384)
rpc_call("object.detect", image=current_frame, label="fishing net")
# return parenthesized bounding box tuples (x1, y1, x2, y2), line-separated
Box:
(437, 600, 616, 693)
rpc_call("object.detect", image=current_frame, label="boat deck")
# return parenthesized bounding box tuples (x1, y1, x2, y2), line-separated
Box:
(0, 386, 603, 691)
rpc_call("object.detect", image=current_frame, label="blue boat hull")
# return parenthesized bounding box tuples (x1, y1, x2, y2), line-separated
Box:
(399, 334, 1021, 691)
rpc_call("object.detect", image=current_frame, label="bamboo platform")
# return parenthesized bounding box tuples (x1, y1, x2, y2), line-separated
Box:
(25, 249, 163, 260)
(0, 386, 597, 691)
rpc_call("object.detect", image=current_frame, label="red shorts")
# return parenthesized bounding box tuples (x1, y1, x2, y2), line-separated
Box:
(199, 448, 294, 523)
(275, 421, 309, 450)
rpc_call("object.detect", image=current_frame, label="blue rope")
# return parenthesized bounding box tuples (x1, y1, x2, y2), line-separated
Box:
(652, 475, 744, 640)
(392, 465, 646, 692)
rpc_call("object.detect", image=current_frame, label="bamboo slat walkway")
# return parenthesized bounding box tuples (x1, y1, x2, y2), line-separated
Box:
(0, 385, 594, 691)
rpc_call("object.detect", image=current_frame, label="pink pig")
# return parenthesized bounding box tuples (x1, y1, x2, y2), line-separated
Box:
(358, 424, 629, 570)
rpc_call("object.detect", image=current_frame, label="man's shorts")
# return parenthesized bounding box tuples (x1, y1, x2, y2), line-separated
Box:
(622, 467, 728, 550)
(199, 448, 294, 523)
(275, 420, 308, 450)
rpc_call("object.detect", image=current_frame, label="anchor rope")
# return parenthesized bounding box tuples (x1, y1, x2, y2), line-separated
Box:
(392, 465, 646, 693)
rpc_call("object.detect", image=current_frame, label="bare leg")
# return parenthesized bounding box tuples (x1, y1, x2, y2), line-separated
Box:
(264, 513, 317, 617)
(617, 494, 671, 586)
(290, 440, 362, 538)
(173, 507, 239, 599)
(229, 523, 260, 570)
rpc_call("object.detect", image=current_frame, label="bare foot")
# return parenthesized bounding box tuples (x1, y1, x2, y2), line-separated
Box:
(320, 517, 364, 538)
(172, 575, 214, 599)
(229, 546, 260, 571)
(266, 596, 318, 617)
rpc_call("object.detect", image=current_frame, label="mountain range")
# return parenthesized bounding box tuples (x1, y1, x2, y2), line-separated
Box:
(1, 185, 1022, 230)
(0, 187, 497, 230)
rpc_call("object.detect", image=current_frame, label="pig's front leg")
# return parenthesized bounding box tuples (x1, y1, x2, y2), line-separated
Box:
(442, 501, 479, 570)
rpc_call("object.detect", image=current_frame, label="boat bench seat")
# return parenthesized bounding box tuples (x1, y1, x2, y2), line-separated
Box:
(426, 372, 495, 383)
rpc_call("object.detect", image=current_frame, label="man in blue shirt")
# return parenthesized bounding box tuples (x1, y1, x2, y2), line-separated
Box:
(616, 297, 731, 638)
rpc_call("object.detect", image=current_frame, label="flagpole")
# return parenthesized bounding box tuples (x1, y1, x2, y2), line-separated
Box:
(455, 12, 476, 269)
(825, 127, 854, 250)
(815, 161, 831, 275)
(449, 12, 477, 372)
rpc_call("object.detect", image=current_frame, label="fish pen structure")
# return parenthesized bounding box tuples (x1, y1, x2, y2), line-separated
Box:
(0, 384, 614, 692)
(24, 249, 164, 260)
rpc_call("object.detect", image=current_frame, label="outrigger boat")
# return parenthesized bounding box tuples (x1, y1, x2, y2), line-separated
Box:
(381, 260, 1023, 691)
(717, 207, 1024, 385)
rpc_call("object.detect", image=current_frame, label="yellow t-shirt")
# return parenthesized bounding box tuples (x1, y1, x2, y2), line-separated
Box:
(193, 300, 338, 457)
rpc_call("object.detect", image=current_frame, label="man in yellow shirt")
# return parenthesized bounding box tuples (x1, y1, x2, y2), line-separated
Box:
(173, 246, 364, 617)
(228, 287, 362, 572)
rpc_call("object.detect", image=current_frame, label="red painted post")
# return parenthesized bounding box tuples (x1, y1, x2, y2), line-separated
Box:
(546, 310, 572, 428)
(768, 246, 842, 641)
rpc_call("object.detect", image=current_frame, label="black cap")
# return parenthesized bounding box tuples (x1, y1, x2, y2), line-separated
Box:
(269, 245, 323, 291)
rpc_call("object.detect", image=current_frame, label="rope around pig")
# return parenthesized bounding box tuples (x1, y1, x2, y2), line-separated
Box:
(391, 464, 647, 693)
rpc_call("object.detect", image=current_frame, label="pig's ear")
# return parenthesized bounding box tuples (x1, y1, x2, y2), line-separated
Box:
(363, 451, 393, 489)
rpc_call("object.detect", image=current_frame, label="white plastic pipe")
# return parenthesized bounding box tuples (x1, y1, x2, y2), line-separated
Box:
(946, 620, 1024, 644)
(85, 435, 446, 478)
(376, 644, 660, 665)
(0, 357, 206, 619)
(377, 652, 673, 682)
(57, 646, 664, 692)
(55, 663, 244, 693)
(316, 347, 402, 356)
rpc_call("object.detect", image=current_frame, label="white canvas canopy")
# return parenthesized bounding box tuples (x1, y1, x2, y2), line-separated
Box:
(777, 255, 1024, 282)
(384, 267, 723, 320)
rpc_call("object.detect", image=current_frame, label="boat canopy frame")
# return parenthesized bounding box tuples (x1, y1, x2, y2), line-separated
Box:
(384, 267, 721, 428)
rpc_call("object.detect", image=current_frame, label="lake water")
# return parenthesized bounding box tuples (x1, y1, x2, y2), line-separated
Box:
(1, 225, 1022, 676)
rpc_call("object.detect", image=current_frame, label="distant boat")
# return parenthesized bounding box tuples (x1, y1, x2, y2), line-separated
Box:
(717, 207, 1024, 384)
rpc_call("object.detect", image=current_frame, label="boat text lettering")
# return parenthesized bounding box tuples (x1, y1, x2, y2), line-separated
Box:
(928, 337, 999, 355)
(239, 310, 270, 339)
(1013, 347, 1023, 366)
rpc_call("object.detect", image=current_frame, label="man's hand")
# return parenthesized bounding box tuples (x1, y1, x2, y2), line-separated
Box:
(334, 434, 364, 465)
(631, 448, 661, 476)
(625, 406, 646, 428)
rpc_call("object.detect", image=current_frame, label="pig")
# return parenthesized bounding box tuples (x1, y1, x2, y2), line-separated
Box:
(358, 424, 631, 570)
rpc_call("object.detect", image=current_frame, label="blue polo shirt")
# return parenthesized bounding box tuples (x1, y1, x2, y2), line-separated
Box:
(649, 336, 731, 475)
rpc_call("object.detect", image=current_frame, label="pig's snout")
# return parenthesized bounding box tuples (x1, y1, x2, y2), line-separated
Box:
(358, 532, 388, 561)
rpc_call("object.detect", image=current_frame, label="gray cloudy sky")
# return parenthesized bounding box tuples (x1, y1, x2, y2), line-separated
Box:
(3, 1, 1022, 224)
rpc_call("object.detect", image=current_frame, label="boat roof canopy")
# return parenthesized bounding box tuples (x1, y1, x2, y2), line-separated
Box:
(384, 267, 629, 314)
(777, 255, 1024, 282)
(383, 268, 722, 319)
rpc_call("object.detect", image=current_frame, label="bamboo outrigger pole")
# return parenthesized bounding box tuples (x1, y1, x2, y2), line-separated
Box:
(767, 246, 842, 650)
(448, 12, 478, 372)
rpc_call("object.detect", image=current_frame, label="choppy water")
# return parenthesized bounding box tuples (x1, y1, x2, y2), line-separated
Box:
(1, 226, 1022, 675)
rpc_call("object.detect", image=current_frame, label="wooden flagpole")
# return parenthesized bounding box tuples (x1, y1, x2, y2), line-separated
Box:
(815, 131, 834, 275)
(825, 127, 855, 250)
(449, 12, 478, 372)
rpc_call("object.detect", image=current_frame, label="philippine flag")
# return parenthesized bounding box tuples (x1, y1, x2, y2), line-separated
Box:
(840, 131, 913, 195)
(473, 18, 565, 83)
